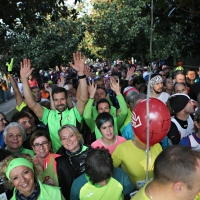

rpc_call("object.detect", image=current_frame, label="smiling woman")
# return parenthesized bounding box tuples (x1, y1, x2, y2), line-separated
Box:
(3, 122, 34, 156)
(30, 128, 61, 187)
(0, 154, 65, 200)
(56, 124, 92, 200)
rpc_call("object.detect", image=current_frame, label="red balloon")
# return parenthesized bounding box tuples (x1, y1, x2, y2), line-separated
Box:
(132, 98, 171, 146)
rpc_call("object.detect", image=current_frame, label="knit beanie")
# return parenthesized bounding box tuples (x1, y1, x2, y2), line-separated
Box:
(168, 94, 190, 114)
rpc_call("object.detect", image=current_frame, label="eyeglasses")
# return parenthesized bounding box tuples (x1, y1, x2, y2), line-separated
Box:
(33, 141, 49, 149)
(0, 118, 6, 122)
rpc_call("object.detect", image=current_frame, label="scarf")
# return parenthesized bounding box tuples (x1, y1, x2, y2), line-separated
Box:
(16, 179, 40, 200)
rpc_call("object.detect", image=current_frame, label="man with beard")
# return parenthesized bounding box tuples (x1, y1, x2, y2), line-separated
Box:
(167, 94, 195, 145)
(20, 52, 88, 152)
(149, 74, 170, 104)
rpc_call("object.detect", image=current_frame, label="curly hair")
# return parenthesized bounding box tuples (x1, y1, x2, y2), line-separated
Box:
(0, 153, 42, 190)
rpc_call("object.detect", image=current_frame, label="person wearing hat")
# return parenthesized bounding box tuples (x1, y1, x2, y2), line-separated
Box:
(179, 108, 200, 151)
(0, 154, 65, 200)
(167, 93, 195, 145)
(149, 74, 170, 104)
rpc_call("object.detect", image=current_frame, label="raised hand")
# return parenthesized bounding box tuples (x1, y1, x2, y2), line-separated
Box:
(44, 83, 52, 93)
(126, 67, 135, 80)
(88, 80, 97, 98)
(110, 76, 120, 95)
(69, 51, 86, 75)
(20, 59, 34, 79)
(84, 65, 91, 78)
(6, 58, 14, 72)
(58, 76, 65, 87)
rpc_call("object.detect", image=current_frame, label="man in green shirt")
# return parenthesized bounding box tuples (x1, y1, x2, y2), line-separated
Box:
(20, 52, 88, 152)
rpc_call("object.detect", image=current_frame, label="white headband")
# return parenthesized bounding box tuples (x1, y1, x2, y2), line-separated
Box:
(150, 75, 163, 87)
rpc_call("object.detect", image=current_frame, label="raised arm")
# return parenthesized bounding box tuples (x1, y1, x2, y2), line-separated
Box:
(20, 59, 44, 119)
(69, 52, 88, 116)
(110, 77, 128, 130)
(44, 83, 55, 110)
(6, 58, 24, 108)
(83, 80, 97, 132)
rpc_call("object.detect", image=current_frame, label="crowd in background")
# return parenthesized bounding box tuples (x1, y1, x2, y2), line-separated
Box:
(0, 53, 200, 199)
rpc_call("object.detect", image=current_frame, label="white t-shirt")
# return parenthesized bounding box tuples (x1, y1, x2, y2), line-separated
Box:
(157, 92, 170, 104)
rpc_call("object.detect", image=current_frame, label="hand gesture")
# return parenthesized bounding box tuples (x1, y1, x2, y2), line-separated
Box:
(69, 51, 86, 75)
(88, 80, 97, 98)
(44, 83, 52, 93)
(110, 77, 120, 95)
(84, 65, 91, 78)
(58, 76, 65, 87)
(126, 67, 135, 80)
(6, 58, 14, 72)
(20, 59, 34, 79)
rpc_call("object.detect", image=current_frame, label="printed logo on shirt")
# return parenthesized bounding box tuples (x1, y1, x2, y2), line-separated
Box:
(86, 192, 94, 197)
(67, 116, 71, 121)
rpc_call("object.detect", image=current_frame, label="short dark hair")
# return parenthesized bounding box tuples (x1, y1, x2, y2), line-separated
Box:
(85, 147, 114, 185)
(95, 112, 114, 130)
(94, 77, 103, 83)
(154, 145, 200, 189)
(30, 128, 51, 147)
(52, 87, 68, 99)
(96, 87, 107, 95)
(132, 76, 146, 87)
(186, 68, 196, 74)
(174, 71, 185, 79)
(96, 98, 111, 111)
(22, 106, 39, 125)
(30, 86, 40, 91)
(11, 111, 30, 122)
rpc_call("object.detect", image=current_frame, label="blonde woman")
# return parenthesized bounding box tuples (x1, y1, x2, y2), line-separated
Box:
(56, 124, 92, 200)
(0, 153, 65, 200)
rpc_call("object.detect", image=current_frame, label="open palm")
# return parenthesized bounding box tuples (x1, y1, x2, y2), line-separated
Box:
(20, 59, 34, 79)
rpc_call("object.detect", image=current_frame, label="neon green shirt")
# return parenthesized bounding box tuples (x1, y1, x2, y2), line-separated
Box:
(112, 140, 162, 189)
(131, 183, 200, 200)
(40, 107, 82, 152)
(131, 183, 150, 200)
(83, 94, 127, 139)
(80, 176, 123, 200)
(11, 180, 65, 200)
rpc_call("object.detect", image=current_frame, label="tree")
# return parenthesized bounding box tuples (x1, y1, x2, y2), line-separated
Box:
(0, 0, 82, 28)
(0, 19, 85, 72)
(83, 0, 200, 62)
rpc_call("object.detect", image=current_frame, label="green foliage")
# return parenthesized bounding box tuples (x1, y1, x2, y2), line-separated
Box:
(0, 19, 85, 71)
(84, 0, 150, 60)
(83, 0, 200, 62)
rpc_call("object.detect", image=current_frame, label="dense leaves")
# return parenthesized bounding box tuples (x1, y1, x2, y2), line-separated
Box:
(1, 0, 200, 71)
(0, 19, 85, 72)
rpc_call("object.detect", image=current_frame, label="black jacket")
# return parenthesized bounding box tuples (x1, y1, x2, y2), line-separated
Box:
(56, 144, 92, 200)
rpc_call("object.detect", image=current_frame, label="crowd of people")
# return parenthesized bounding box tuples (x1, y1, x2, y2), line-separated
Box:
(0, 53, 200, 199)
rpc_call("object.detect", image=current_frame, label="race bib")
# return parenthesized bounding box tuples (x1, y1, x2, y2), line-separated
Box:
(0, 193, 7, 200)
